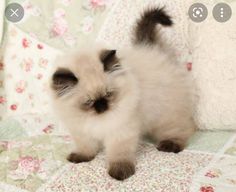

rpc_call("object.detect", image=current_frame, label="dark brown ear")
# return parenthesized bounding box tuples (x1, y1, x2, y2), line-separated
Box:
(52, 68, 78, 96)
(100, 50, 120, 72)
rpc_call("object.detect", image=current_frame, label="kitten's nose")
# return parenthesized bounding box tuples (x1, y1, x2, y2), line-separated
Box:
(93, 97, 108, 114)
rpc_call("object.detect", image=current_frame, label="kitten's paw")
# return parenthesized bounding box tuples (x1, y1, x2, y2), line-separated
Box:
(108, 161, 135, 180)
(157, 140, 183, 153)
(67, 152, 94, 163)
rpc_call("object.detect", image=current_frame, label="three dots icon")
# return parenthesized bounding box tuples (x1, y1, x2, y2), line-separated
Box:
(220, 8, 224, 18)
(213, 3, 232, 23)
(189, 2, 232, 23)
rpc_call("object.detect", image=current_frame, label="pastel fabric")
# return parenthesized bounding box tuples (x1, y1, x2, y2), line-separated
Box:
(190, 0, 236, 130)
(0, 131, 236, 191)
(8, 0, 115, 50)
(3, 24, 60, 117)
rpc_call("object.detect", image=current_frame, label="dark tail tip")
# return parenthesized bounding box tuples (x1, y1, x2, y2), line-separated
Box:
(133, 7, 173, 45)
(147, 7, 173, 26)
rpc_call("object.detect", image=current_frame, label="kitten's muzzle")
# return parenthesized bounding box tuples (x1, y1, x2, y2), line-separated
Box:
(93, 97, 109, 114)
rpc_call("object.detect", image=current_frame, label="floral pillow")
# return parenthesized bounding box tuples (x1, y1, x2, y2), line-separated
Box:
(3, 24, 60, 117)
(9, 0, 115, 50)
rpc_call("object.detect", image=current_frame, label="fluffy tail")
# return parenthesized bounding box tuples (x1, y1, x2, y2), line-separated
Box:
(133, 7, 173, 45)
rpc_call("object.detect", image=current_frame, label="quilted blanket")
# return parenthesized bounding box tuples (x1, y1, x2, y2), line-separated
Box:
(0, 118, 236, 192)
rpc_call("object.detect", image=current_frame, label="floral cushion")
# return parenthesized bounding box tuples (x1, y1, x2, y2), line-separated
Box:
(2, 24, 60, 117)
(7, 0, 115, 49)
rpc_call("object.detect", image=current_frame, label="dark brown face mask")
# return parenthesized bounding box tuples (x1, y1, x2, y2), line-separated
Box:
(81, 90, 115, 114)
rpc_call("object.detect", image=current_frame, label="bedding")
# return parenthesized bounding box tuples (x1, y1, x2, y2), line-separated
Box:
(0, 119, 236, 192)
(6, 0, 115, 50)
(190, 0, 236, 130)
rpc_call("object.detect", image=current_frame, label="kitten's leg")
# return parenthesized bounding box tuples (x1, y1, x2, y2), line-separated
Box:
(67, 134, 100, 163)
(105, 131, 139, 180)
(154, 116, 196, 153)
(157, 138, 185, 153)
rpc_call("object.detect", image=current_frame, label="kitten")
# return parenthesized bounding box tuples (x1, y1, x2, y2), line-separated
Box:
(49, 7, 196, 181)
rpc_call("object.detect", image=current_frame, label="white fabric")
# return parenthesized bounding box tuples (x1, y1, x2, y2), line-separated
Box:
(3, 24, 60, 117)
(191, 0, 236, 130)
(97, 0, 191, 64)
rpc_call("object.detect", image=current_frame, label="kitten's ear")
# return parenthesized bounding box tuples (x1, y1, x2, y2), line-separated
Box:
(100, 50, 120, 72)
(52, 68, 78, 96)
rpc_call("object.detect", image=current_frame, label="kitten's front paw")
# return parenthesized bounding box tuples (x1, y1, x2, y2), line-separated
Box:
(108, 161, 135, 180)
(67, 152, 94, 163)
(157, 140, 183, 153)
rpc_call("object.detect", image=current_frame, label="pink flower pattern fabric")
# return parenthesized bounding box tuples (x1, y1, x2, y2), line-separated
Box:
(190, 135, 236, 192)
(17, 156, 42, 173)
(1, 132, 235, 192)
(51, 9, 68, 37)
(12, 0, 114, 50)
(3, 25, 60, 117)
(1, 0, 114, 119)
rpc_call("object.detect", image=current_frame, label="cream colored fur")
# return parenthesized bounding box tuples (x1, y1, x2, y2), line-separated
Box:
(49, 44, 196, 178)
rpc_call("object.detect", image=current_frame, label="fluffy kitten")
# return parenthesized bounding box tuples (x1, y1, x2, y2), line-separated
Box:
(49, 8, 196, 180)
